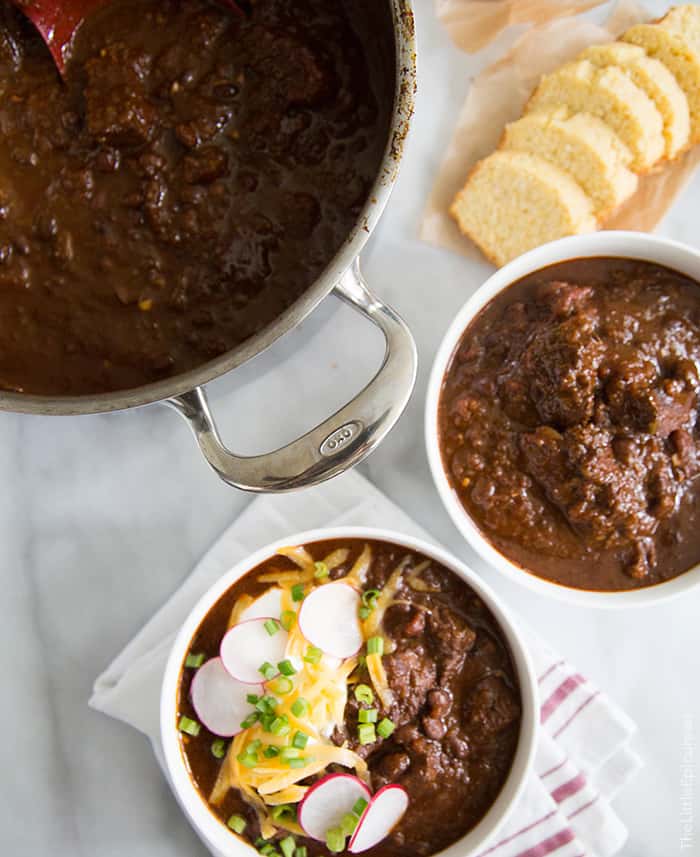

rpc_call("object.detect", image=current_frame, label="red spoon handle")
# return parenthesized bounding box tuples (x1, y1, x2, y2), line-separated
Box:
(11, 0, 244, 77)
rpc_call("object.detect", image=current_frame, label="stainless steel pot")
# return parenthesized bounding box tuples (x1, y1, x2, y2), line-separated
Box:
(0, 0, 417, 492)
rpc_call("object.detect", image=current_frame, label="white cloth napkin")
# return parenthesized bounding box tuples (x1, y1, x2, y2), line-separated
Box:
(91, 470, 642, 857)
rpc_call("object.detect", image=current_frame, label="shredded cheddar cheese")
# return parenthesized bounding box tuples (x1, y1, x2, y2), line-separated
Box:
(406, 560, 436, 592)
(210, 542, 418, 839)
(226, 593, 253, 629)
(366, 652, 393, 708)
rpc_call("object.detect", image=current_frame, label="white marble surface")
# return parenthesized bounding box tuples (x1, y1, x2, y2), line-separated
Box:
(2, 1, 699, 855)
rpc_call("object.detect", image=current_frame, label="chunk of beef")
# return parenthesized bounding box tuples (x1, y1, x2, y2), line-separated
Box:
(606, 361, 696, 437)
(175, 109, 232, 148)
(383, 647, 436, 726)
(85, 44, 156, 147)
(535, 281, 594, 319)
(521, 424, 678, 550)
(383, 603, 426, 640)
(247, 25, 335, 108)
(426, 605, 476, 682)
(463, 676, 520, 742)
(520, 314, 605, 428)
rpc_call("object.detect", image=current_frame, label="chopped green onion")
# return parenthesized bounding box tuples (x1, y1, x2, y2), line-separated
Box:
(303, 646, 322, 665)
(358, 708, 378, 724)
(240, 711, 260, 730)
(270, 676, 293, 695)
(326, 826, 346, 853)
(178, 716, 201, 737)
(278, 659, 297, 677)
(270, 716, 290, 736)
(280, 747, 303, 761)
(358, 655, 367, 669)
(264, 619, 280, 636)
(256, 695, 278, 714)
(377, 717, 396, 739)
(271, 804, 296, 821)
(291, 698, 309, 717)
(295, 848, 308, 857)
(185, 653, 205, 669)
(237, 751, 258, 768)
(352, 797, 368, 817)
(259, 661, 278, 681)
(340, 812, 359, 836)
(358, 606, 371, 620)
(247, 693, 261, 705)
(280, 610, 296, 631)
(272, 805, 295, 821)
(354, 684, 374, 705)
(291, 583, 305, 602)
(227, 814, 247, 834)
(280, 835, 296, 857)
(247, 738, 262, 752)
(211, 739, 227, 759)
(263, 745, 280, 758)
(291, 730, 309, 749)
(367, 636, 384, 655)
(259, 846, 279, 857)
(255, 837, 269, 847)
(260, 713, 275, 731)
(314, 561, 329, 579)
(362, 589, 380, 607)
(287, 757, 310, 769)
(358, 723, 376, 745)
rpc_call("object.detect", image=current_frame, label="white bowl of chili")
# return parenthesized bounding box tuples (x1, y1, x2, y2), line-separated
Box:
(426, 231, 700, 607)
(160, 527, 538, 857)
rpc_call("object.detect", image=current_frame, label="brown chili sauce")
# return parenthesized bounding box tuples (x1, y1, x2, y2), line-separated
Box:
(438, 258, 700, 591)
(0, 0, 393, 395)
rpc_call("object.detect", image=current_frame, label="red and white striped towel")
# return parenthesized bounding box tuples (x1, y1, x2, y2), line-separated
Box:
(478, 638, 640, 857)
(91, 471, 641, 857)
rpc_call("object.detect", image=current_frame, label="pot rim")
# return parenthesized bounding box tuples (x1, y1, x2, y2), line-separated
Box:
(2, 0, 416, 417)
(160, 525, 538, 857)
(425, 230, 700, 608)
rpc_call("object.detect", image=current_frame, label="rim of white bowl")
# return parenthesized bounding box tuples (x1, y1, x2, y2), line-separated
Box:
(425, 231, 700, 609)
(160, 526, 539, 857)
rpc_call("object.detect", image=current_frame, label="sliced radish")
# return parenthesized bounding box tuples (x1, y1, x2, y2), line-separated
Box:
(349, 784, 409, 853)
(240, 588, 283, 622)
(220, 617, 289, 684)
(298, 773, 371, 841)
(298, 582, 362, 659)
(190, 657, 261, 737)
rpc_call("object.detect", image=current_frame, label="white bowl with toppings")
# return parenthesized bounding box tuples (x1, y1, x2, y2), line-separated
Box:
(160, 528, 538, 857)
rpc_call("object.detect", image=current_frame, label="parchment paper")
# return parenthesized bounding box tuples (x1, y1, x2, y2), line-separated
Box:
(435, 0, 607, 53)
(422, 0, 700, 263)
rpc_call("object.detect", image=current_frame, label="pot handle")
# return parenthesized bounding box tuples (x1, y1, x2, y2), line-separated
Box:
(166, 259, 417, 492)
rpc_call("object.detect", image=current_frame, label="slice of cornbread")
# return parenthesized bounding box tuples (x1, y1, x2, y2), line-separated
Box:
(450, 151, 596, 268)
(527, 59, 665, 171)
(660, 5, 700, 49)
(581, 42, 690, 158)
(623, 20, 700, 143)
(501, 107, 638, 217)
